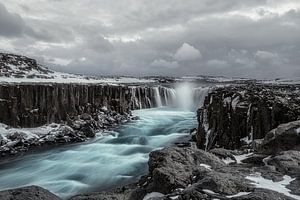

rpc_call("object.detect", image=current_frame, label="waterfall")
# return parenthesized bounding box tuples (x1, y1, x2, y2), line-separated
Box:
(153, 87, 162, 107)
(129, 84, 210, 110)
(175, 82, 196, 110)
(193, 87, 211, 109)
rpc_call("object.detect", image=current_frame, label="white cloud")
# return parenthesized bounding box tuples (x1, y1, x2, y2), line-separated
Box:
(150, 59, 179, 68)
(206, 59, 228, 68)
(255, 50, 277, 60)
(174, 43, 202, 61)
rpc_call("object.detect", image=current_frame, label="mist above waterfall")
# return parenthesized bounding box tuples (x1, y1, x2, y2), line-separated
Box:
(175, 82, 196, 110)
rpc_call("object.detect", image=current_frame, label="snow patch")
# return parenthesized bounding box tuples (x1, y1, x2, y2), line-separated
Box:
(234, 152, 253, 164)
(226, 192, 251, 198)
(246, 173, 300, 200)
(223, 97, 231, 106)
(231, 96, 240, 111)
(200, 163, 212, 171)
(296, 127, 300, 134)
(203, 189, 217, 195)
(143, 192, 164, 200)
(222, 157, 236, 164)
(240, 136, 252, 145)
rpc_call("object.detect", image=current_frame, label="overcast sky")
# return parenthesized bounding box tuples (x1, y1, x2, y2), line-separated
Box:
(0, 0, 299, 78)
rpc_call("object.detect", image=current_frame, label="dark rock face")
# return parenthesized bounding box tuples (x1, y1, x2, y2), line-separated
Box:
(257, 120, 300, 154)
(0, 185, 61, 200)
(197, 84, 300, 150)
(0, 83, 132, 127)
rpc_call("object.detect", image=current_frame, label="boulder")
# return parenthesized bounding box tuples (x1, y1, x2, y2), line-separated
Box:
(194, 171, 251, 195)
(147, 147, 225, 194)
(0, 186, 61, 200)
(266, 150, 300, 176)
(257, 121, 300, 154)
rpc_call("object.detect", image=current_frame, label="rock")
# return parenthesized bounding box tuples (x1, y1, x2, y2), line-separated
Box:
(197, 84, 300, 150)
(257, 121, 300, 154)
(0, 185, 61, 200)
(209, 148, 237, 162)
(230, 188, 296, 200)
(0, 83, 132, 128)
(241, 154, 267, 166)
(194, 171, 251, 195)
(176, 186, 209, 200)
(69, 187, 132, 200)
(146, 147, 225, 194)
(266, 150, 300, 176)
(80, 113, 92, 120)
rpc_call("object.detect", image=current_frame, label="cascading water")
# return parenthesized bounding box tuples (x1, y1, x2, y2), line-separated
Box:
(130, 84, 209, 110)
(153, 87, 162, 107)
(175, 82, 196, 110)
(193, 86, 211, 110)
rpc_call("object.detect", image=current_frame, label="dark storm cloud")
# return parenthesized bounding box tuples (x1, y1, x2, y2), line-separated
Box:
(1, 0, 299, 78)
(0, 3, 26, 37)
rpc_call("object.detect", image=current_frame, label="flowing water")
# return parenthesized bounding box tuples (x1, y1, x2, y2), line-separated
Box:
(0, 107, 197, 199)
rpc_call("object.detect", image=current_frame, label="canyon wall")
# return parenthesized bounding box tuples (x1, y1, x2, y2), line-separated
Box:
(0, 83, 178, 128)
(196, 84, 300, 150)
(0, 83, 133, 127)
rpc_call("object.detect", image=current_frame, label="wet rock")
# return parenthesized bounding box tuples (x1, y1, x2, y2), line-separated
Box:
(241, 154, 267, 166)
(257, 121, 300, 154)
(230, 188, 296, 200)
(197, 84, 300, 150)
(146, 147, 225, 194)
(209, 148, 237, 162)
(0, 185, 61, 200)
(266, 150, 300, 176)
(195, 171, 251, 195)
(176, 186, 209, 200)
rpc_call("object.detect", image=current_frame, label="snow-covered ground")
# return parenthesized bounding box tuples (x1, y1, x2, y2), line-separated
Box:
(0, 123, 66, 151)
(260, 77, 300, 85)
(0, 74, 157, 84)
